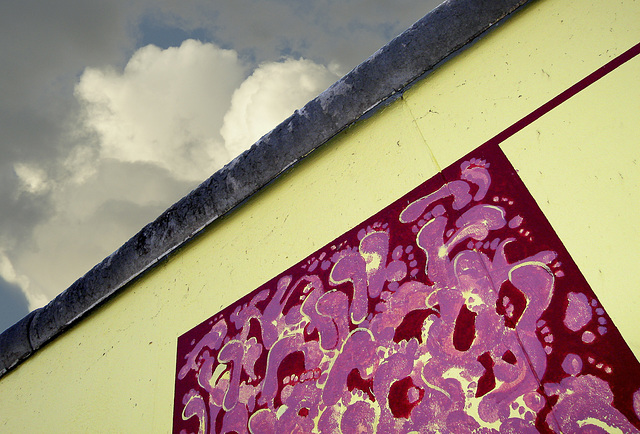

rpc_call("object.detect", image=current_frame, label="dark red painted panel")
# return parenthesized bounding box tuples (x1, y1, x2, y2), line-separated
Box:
(173, 143, 640, 433)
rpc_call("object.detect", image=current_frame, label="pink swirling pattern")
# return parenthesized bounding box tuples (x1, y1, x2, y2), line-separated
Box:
(173, 144, 640, 433)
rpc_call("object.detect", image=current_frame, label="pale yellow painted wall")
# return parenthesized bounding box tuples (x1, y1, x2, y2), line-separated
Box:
(403, 0, 640, 352)
(1, 0, 638, 431)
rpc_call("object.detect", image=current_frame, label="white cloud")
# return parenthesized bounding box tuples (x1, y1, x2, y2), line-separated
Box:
(13, 163, 50, 195)
(221, 58, 340, 157)
(0, 250, 46, 310)
(75, 39, 247, 182)
(13, 159, 195, 302)
(75, 43, 340, 183)
(11, 41, 342, 307)
(1, 0, 445, 318)
(62, 145, 99, 185)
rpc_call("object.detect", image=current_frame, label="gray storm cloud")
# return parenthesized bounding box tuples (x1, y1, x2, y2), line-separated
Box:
(11, 41, 341, 306)
(0, 0, 442, 326)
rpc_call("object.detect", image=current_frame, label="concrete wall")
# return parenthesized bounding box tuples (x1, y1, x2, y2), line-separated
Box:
(0, 0, 639, 432)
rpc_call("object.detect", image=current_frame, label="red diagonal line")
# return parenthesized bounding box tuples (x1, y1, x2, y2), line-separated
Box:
(484, 41, 640, 147)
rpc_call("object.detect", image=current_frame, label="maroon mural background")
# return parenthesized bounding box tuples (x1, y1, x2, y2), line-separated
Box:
(173, 142, 640, 433)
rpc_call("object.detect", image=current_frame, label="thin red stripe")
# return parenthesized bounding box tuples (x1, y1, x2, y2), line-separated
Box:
(485, 41, 640, 147)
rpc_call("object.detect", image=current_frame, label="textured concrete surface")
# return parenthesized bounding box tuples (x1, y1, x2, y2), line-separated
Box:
(0, 0, 532, 378)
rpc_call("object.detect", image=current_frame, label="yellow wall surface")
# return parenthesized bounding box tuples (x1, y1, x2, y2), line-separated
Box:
(1, 0, 638, 431)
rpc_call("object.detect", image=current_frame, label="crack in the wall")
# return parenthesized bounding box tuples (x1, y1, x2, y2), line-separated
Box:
(401, 95, 444, 173)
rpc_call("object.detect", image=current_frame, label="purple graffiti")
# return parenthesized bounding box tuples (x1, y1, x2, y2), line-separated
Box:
(173, 144, 640, 433)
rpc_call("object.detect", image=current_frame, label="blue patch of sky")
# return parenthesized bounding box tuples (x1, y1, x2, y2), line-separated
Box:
(137, 14, 211, 49)
(0, 276, 29, 333)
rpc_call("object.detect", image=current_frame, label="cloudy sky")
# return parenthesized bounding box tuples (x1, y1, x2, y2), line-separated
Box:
(0, 0, 442, 331)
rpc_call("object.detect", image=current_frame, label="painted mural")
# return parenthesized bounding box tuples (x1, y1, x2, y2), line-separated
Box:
(173, 143, 640, 433)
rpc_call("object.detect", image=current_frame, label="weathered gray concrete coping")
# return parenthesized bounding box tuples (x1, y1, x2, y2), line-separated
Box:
(0, 0, 533, 377)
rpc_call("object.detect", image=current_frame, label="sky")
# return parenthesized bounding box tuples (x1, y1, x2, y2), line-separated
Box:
(0, 0, 443, 332)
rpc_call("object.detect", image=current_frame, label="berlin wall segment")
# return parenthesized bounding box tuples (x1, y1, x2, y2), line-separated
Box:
(173, 39, 640, 434)
(0, 0, 533, 379)
(173, 143, 640, 433)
